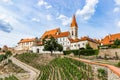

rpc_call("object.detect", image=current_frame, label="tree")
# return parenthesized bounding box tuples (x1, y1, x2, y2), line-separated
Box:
(86, 43, 93, 49)
(114, 39, 120, 46)
(57, 44, 63, 52)
(43, 36, 63, 55)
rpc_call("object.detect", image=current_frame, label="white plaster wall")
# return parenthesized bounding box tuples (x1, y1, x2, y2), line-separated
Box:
(57, 37, 70, 50)
(70, 41, 88, 50)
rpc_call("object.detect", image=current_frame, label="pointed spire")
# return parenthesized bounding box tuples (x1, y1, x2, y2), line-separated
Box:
(70, 14, 78, 28)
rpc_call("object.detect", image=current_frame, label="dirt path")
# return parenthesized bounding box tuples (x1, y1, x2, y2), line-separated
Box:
(9, 56, 40, 80)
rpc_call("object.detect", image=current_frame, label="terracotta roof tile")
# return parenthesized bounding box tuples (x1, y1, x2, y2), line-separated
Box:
(19, 38, 35, 43)
(102, 33, 120, 45)
(68, 38, 80, 43)
(54, 31, 70, 38)
(80, 36, 99, 43)
(41, 28, 60, 39)
(70, 15, 78, 28)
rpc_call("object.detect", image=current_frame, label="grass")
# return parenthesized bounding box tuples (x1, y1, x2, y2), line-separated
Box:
(0, 61, 26, 75)
(0, 75, 18, 80)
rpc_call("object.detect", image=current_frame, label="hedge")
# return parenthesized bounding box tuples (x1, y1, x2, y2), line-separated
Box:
(63, 49, 99, 56)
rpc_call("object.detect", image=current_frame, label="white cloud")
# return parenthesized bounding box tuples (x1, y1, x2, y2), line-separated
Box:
(46, 15, 52, 21)
(115, 0, 120, 5)
(76, 0, 98, 20)
(113, 7, 120, 13)
(45, 5, 52, 9)
(0, 6, 38, 47)
(57, 14, 71, 26)
(117, 21, 120, 27)
(1, 0, 13, 4)
(38, 0, 52, 9)
(114, 0, 120, 13)
(32, 18, 40, 22)
(0, 31, 34, 47)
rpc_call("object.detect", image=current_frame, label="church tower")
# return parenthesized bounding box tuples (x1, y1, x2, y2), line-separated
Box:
(70, 15, 78, 39)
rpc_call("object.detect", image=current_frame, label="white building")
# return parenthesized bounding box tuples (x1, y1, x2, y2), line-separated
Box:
(32, 15, 99, 53)
(15, 38, 35, 51)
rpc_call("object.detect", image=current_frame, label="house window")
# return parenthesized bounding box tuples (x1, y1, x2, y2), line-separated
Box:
(78, 44, 80, 47)
(83, 43, 84, 45)
(74, 44, 76, 47)
(63, 38, 64, 41)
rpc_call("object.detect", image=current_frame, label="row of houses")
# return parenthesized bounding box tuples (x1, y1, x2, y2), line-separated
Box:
(15, 15, 120, 53)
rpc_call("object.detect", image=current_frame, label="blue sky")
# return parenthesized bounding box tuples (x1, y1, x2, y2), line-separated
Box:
(0, 0, 120, 47)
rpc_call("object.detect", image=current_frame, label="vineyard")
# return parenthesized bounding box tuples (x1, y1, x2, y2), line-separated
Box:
(15, 53, 107, 80)
(37, 57, 94, 80)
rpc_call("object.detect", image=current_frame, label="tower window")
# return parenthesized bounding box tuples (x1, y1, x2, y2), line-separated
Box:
(72, 31, 73, 36)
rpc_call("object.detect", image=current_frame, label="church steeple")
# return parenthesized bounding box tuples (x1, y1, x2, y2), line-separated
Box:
(70, 15, 78, 28)
(70, 15, 78, 39)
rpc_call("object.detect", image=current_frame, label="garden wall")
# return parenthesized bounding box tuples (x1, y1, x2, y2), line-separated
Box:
(99, 48, 120, 58)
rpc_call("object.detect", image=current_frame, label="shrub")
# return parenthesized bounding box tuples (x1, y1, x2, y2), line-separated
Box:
(71, 50, 79, 55)
(5, 50, 12, 57)
(0, 54, 5, 62)
(63, 49, 99, 56)
(80, 49, 99, 56)
(116, 61, 120, 67)
(111, 45, 117, 48)
(86, 43, 93, 49)
(63, 50, 71, 55)
(97, 68, 107, 80)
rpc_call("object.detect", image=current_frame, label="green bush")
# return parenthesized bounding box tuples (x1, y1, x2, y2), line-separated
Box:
(63, 49, 99, 56)
(80, 49, 99, 56)
(97, 68, 107, 80)
(71, 50, 79, 55)
(63, 50, 71, 55)
(0, 54, 5, 62)
(116, 61, 120, 67)
(111, 45, 117, 48)
(5, 50, 12, 57)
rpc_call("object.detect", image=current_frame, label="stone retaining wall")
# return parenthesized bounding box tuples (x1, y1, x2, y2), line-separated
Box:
(99, 48, 120, 58)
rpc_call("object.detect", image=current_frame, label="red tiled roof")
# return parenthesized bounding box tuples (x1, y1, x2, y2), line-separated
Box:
(70, 15, 78, 28)
(68, 38, 80, 43)
(41, 28, 60, 39)
(101, 33, 120, 45)
(19, 38, 35, 43)
(54, 31, 70, 38)
(80, 36, 99, 43)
